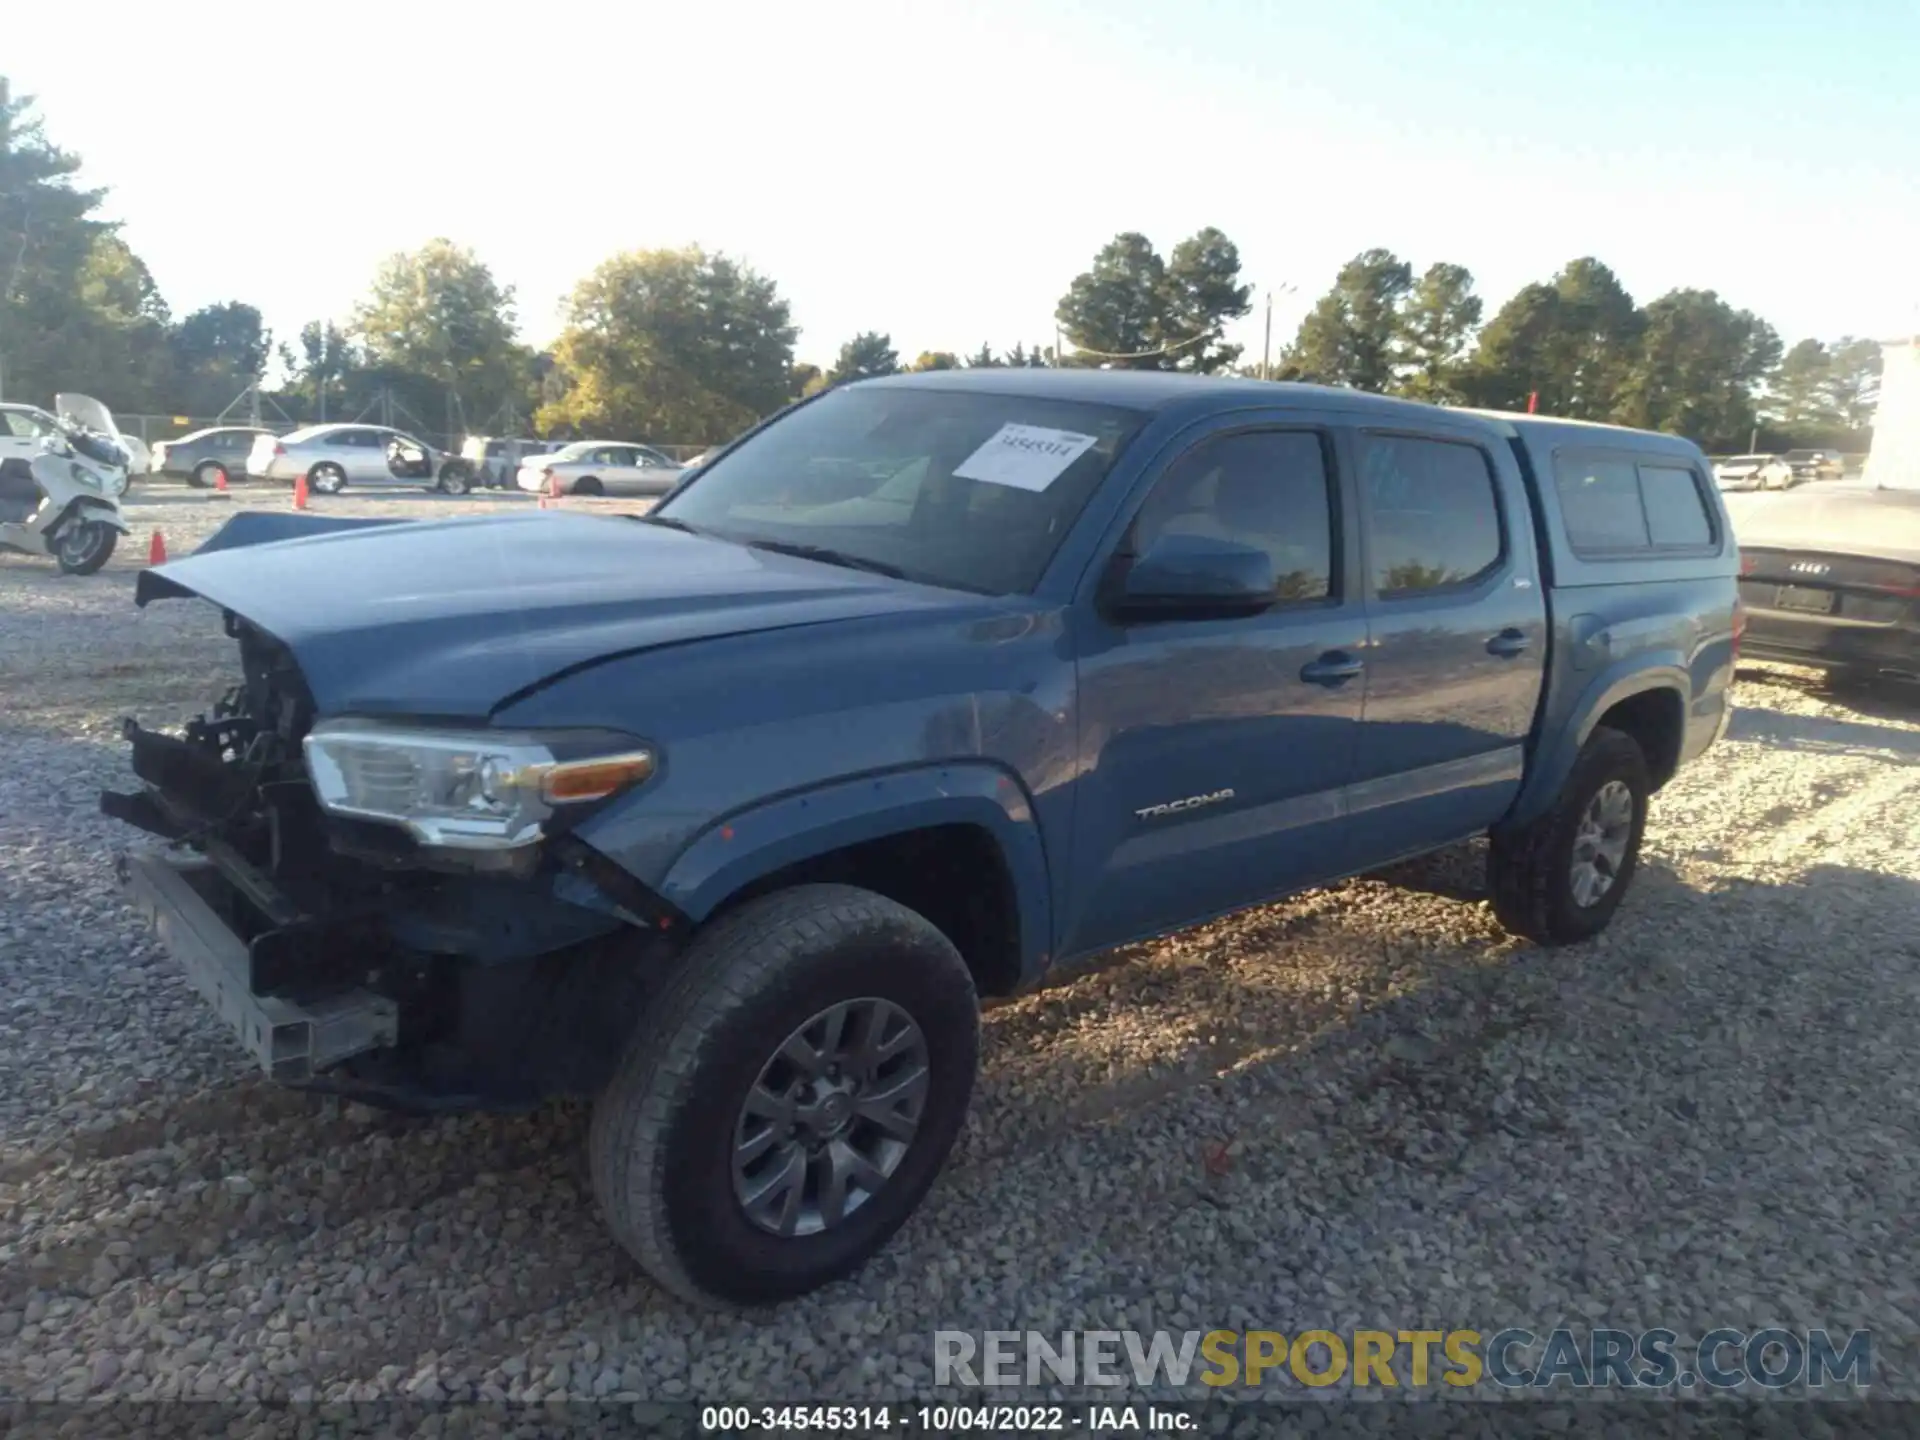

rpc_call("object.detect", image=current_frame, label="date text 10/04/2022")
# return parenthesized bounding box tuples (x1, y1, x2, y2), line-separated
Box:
(700, 1406, 1197, 1433)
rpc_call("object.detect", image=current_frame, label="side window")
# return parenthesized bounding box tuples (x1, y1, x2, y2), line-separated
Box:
(1358, 434, 1503, 597)
(1127, 429, 1335, 604)
(1554, 456, 1648, 551)
(1638, 463, 1714, 547)
(3, 410, 52, 440)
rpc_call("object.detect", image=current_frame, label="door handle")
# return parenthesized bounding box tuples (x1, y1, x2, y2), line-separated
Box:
(1486, 628, 1531, 658)
(1300, 651, 1365, 685)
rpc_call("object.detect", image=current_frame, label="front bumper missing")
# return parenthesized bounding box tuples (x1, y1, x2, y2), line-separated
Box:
(118, 850, 398, 1083)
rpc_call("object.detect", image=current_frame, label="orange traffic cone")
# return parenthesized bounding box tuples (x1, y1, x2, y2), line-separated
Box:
(213, 470, 229, 493)
(293, 474, 309, 510)
(147, 531, 168, 566)
(540, 470, 561, 509)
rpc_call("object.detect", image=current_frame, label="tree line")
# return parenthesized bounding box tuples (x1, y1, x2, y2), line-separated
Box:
(1, 78, 1882, 453)
(1053, 234, 1883, 453)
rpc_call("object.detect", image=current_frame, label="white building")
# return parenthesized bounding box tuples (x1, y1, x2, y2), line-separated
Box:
(1863, 334, 1919, 490)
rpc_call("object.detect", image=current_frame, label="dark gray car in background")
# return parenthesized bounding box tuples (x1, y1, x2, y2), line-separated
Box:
(151, 426, 273, 488)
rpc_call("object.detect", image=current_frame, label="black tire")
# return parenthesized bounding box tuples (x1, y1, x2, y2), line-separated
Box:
(309, 463, 347, 495)
(574, 476, 603, 497)
(1487, 725, 1650, 946)
(55, 521, 118, 576)
(1824, 665, 1879, 693)
(436, 466, 472, 497)
(192, 461, 229, 490)
(590, 883, 979, 1308)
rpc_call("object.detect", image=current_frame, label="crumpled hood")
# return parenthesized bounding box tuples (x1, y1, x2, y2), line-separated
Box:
(138, 510, 959, 717)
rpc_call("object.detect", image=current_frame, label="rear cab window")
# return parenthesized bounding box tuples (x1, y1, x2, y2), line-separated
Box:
(1553, 449, 1718, 556)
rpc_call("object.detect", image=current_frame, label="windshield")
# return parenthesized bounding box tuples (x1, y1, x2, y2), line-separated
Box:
(54, 393, 121, 440)
(655, 386, 1149, 594)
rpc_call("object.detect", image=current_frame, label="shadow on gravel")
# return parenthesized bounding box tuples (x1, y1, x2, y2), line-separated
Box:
(1736, 662, 1920, 720)
(1728, 704, 1920, 763)
(4, 853, 1917, 1394)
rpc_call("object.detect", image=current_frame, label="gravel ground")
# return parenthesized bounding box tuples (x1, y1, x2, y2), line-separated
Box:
(3, 484, 1918, 1417)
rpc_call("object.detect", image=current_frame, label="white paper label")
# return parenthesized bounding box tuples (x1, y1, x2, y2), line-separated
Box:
(952, 423, 1099, 492)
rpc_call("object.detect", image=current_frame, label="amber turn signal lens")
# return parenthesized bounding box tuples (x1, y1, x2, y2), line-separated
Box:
(540, 752, 656, 804)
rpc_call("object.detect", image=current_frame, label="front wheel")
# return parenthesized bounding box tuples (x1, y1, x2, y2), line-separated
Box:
(590, 884, 979, 1308)
(309, 464, 347, 495)
(1488, 725, 1650, 945)
(55, 520, 118, 575)
(436, 467, 472, 496)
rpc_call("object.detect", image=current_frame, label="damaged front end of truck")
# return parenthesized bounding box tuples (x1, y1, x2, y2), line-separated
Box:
(101, 516, 688, 1111)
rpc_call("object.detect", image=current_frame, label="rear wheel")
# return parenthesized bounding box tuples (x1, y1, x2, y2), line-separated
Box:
(1824, 665, 1880, 693)
(436, 467, 472, 496)
(590, 884, 978, 1307)
(192, 461, 228, 490)
(309, 463, 347, 495)
(574, 476, 604, 497)
(1488, 726, 1650, 945)
(54, 520, 117, 575)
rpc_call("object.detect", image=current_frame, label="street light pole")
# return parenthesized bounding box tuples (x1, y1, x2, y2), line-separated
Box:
(1262, 292, 1272, 381)
(1261, 283, 1296, 380)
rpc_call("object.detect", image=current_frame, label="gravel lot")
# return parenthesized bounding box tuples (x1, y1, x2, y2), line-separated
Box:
(3, 483, 1918, 1413)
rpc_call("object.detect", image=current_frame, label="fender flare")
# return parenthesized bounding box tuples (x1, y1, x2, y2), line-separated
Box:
(58, 496, 131, 535)
(656, 762, 1054, 982)
(1503, 659, 1689, 830)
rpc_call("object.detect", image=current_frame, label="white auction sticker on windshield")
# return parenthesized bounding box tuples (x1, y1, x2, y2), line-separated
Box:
(952, 423, 1099, 492)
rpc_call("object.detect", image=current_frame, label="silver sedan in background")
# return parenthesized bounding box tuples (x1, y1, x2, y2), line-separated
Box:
(516, 441, 684, 497)
(248, 424, 478, 495)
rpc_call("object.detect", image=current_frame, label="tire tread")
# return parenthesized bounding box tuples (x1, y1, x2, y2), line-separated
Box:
(1488, 725, 1648, 946)
(589, 883, 973, 1307)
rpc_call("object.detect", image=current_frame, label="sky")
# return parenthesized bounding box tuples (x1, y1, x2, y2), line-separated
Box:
(8, 0, 1918, 371)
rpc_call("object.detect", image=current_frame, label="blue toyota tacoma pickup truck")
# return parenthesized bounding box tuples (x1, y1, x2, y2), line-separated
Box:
(103, 371, 1741, 1307)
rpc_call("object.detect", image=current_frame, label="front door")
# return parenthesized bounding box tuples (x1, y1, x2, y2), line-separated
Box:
(1346, 428, 1547, 855)
(1062, 422, 1369, 958)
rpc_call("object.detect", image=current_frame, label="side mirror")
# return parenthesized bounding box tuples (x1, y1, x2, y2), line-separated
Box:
(1113, 533, 1277, 619)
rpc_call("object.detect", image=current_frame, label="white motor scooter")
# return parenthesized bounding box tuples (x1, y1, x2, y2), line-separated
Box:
(0, 393, 133, 575)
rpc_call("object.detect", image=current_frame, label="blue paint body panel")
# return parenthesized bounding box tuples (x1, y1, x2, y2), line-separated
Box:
(142, 373, 1740, 986)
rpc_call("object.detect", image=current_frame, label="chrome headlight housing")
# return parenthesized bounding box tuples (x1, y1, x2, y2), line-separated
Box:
(302, 720, 657, 855)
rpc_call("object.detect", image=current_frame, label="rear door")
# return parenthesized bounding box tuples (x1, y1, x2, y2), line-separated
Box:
(603, 445, 644, 494)
(1346, 427, 1547, 856)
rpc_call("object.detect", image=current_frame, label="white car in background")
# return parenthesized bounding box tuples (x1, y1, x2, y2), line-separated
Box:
(516, 440, 684, 497)
(1714, 454, 1796, 492)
